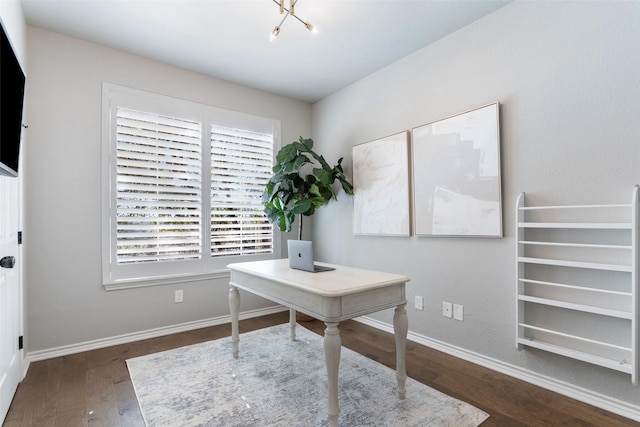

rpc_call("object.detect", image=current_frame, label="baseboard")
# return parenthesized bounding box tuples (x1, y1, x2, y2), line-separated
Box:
(354, 316, 640, 423)
(20, 350, 29, 382)
(26, 305, 287, 363)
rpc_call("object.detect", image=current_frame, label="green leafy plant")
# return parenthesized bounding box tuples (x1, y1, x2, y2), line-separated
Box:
(262, 136, 354, 239)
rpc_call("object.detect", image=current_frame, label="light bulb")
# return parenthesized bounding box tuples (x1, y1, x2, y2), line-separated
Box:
(269, 26, 280, 41)
(305, 22, 316, 33)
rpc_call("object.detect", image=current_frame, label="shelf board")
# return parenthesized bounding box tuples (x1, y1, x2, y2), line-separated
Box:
(518, 240, 632, 250)
(519, 323, 631, 350)
(517, 338, 633, 374)
(518, 204, 631, 211)
(518, 222, 632, 229)
(518, 295, 632, 319)
(518, 256, 632, 272)
(518, 278, 632, 297)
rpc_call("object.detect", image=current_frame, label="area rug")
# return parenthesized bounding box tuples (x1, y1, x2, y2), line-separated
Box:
(127, 324, 489, 426)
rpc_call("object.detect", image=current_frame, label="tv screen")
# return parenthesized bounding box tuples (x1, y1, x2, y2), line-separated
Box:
(0, 19, 26, 177)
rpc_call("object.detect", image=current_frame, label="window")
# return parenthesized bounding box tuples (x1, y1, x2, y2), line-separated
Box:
(209, 126, 274, 258)
(102, 84, 280, 288)
(115, 108, 203, 265)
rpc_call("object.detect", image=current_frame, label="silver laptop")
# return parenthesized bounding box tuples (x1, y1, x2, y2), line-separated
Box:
(288, 240, 335, 273)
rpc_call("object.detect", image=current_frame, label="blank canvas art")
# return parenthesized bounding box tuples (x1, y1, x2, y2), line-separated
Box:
(412, 103, 502, 237)
(352, 132, 410, 236)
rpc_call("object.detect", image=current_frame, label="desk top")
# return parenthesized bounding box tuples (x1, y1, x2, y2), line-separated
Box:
(228, 259, 410, 297)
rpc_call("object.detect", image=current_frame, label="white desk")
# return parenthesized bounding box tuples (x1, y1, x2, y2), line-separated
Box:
(227, 259, 410, 427)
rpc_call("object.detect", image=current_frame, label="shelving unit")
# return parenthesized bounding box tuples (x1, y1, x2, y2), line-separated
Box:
(516, 187, 639, 383)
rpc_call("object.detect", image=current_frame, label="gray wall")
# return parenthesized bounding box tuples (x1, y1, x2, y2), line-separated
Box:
(312, 1, 640, 408)
(24, 27, 311, 353)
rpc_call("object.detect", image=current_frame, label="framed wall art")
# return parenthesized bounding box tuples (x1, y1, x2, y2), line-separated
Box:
(412, 102, 502, 237)
(352, 131, 411, 236)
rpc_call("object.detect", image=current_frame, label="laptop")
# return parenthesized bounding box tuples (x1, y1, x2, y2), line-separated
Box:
(288, 240, 336, 273)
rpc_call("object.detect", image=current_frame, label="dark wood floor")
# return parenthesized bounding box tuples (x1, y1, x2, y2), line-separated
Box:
(3, 312, 637, 426)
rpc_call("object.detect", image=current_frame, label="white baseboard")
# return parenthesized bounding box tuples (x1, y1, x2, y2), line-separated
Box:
(26, 305, 287, 363)
(354, 316, 640, 423)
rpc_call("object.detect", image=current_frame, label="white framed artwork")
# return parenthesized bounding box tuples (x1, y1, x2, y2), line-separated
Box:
(412, 102, 502, 237)
(352, 131, 411, 236)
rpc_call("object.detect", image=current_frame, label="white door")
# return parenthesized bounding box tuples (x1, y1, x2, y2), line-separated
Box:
(0, 175, 20, 423)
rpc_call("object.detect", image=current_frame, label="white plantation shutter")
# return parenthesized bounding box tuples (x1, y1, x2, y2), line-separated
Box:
(102, 83, 279, 287)
(210, 126, 273, 257)
(116, 108, 202, 264)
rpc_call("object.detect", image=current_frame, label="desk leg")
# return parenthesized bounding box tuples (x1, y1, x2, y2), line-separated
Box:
(324, 322, 341, 427)
(229, 285, 240, 359)
(394, 303, 408, 399)
(289, 308, 296, 341)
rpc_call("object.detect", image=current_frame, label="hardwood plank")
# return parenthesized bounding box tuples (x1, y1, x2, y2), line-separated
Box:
(4, 312, 638, 426)
(53, 407, 86, 427)
(114, 380, 144, 427)
(26, 358, 62, 426)
(85, 365, 120, 427)
(547, 395, 636, 427)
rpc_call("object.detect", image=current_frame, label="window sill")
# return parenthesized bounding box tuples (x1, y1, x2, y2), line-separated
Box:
(103, 270, 231, 291)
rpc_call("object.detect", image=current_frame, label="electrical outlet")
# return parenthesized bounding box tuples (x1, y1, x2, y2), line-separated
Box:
(442, 301, 452, 318)
(453, 304, 464, 321)
(175, 289, 184, 303)
(414, 296, 424, 311)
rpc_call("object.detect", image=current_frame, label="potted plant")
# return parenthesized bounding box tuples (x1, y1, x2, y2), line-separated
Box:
(263, 136, 354, 240)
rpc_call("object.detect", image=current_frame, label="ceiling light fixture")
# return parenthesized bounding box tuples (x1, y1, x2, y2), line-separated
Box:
(269, 0, 317, 41)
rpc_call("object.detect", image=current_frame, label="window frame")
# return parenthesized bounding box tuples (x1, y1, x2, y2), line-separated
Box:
(101, 83, 281, 289)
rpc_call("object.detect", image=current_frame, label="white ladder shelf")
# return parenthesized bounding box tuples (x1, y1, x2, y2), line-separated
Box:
(516, 187, 639, 383)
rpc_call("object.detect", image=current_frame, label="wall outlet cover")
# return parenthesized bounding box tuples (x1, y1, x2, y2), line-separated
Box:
(453, 304, 464, 321)
(175, 289, 184, 303)
(443, 301, 453, 318)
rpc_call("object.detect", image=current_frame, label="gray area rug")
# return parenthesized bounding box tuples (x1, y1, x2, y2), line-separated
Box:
(127, 324, 489, 426)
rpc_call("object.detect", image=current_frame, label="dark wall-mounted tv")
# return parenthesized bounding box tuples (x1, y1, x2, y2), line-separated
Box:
(0, 18, 26, 178)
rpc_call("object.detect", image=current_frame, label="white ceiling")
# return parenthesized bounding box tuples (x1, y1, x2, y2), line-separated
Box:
(21, 0, 511, 103)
